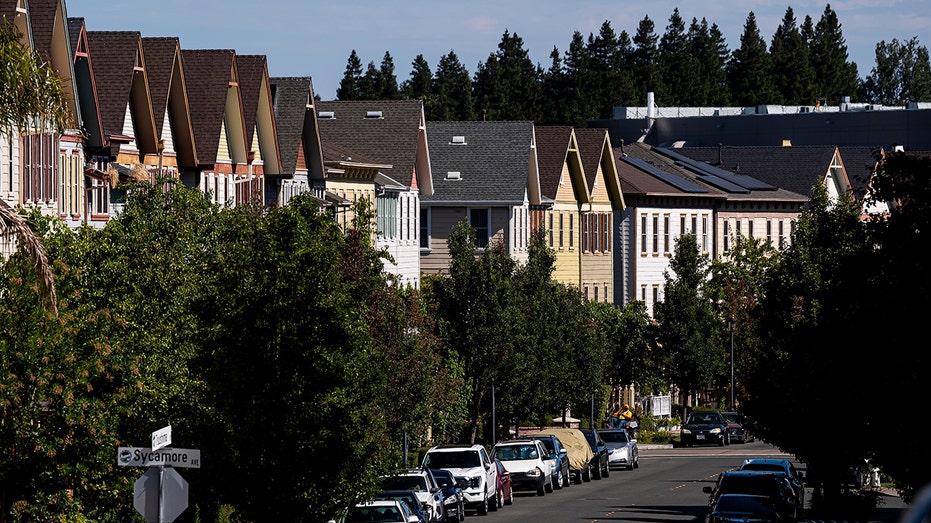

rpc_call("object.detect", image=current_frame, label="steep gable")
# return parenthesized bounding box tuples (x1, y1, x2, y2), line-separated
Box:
(237, 55, 281, 175)
(142, 36, 197, 168)
(27, 0, 80, 128)
(181, 49, 247, 167)
(576, 127, 625, 210)
(270, 77, 320, 178)
(535, 125, 588, 203)
(67, 17, 103, 149)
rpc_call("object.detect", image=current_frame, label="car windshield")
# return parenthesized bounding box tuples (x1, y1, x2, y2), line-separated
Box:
(600, 431, 629, 443)
(722, 413, 738, 423)
(687, 412, 719, 424)
(382, 476, 427, 492)
(346, 505, 404, 523)
(375, 493, 419, 509)
(433, 473, 454, 488)
(424, 450, 481, 468)
(493, 444, 539, 461)
(536, 438, 556, 454)
(743, 463, 786, 474)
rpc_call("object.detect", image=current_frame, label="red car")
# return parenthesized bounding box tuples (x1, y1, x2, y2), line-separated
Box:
(493, 458, 514, 508)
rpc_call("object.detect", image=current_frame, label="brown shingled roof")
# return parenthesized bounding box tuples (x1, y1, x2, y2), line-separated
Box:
(534, 126, 575, 199)
(181, 49, 239, 166)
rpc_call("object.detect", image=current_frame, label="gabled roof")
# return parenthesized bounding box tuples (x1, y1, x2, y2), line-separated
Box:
(315, 99, 432, 195)
(86, 30, 158, 154)
(838, 146, 879, 200)
(27, 0, 80, 127)
(615, 143, 718, 199)
(270, 76, 321, 179)
(237, 54, 281, 174)
(424, 120, 540, 205)
(1, 0, 32, 47)
(575, 127, 625, 210)
(534, 125, 588, 202)
(670, 145, 846, 199)
(181, 49, 247, 166)
(141, 36, 197, 167)
(67, 17, 104, 149)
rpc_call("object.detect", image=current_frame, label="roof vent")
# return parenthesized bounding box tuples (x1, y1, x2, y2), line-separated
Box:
(318, 111, 335, 119)
(450, 135, 467, 145)
(365, 110, 383, 119)
(446, 171, 461, 180)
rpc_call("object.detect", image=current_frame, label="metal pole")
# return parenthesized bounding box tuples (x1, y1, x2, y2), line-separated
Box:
(729, 317, 735, 410)
(491, 379, 496, 444)
(590, 392, 595, 430)
(158, 466, 164, 523)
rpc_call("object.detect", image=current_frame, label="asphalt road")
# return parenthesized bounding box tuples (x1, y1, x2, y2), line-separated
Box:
(464, 440, 910, 522)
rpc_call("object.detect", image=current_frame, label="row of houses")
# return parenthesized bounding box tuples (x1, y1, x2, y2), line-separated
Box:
(2, 0, 891, 316)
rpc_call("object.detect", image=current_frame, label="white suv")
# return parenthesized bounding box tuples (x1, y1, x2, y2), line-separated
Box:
(422, 444, 498, 515)
(491, 439, 555, 496)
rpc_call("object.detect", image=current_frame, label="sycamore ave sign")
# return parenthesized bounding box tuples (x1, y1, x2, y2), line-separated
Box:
(118, 447, 201, 468)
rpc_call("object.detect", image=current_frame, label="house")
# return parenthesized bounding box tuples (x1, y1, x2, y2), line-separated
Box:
(316, 100, 431, 287)
(267, 76, 325, 208)
(180, 49, 251, 206)
(422, 121, 541, 274)
(236, 54, 282, 189)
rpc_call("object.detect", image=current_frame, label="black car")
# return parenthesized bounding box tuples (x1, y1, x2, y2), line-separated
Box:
(680, 410, 729, 447)
(702, 470, 799, 521)
(530, 434, 571, 490)
(580, 429, 610, 479)
(429, 469, 465, 522)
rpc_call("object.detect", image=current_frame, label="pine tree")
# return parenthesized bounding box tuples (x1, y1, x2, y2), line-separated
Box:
(588, 20, 628, 120)
(659, 8, 697, 106)
(378, 51, 399, 99)
(336, 50, 363, 100)
(400, 54, 433, 100)
(359, 61, 380, 100)
(336, 50, 364, 101)
(631, 16, 663, 107)
(686, 18, 731, 106)
(472, 30, 543, 121)
(432, 51, 475, 121)
(809, 3, 859, 104)
(770, 7, 815, 105)
(560, 31, 593, 124)
(727, 11, 777, 106)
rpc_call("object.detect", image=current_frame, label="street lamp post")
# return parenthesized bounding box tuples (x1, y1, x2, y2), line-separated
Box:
(729, 316, 735, 410)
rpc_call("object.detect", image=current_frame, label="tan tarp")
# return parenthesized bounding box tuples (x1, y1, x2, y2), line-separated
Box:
(532, 428, 594, 472)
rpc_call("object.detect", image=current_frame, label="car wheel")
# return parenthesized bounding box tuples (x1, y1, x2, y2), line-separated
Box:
(504, 487, 513, 506)
(563, 469, 571, 488)
(554, 468, 564, 489)
(582, 465, 592, 482)
(718, 437, 726, 447)
(634, 457, 639, 469)
(593, 461, 602, 480)
(477, 490, 488, 516)
(603, 461, 610, 478)
(489, 489, 499, 512)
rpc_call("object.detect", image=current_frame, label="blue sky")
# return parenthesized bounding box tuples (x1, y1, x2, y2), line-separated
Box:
(68, 1, 929, 101)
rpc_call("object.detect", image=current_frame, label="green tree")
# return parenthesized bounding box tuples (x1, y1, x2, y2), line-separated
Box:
(587, 20, 629, 119)
(431, 51, 474, 121)
(630, 15, 663, 106)
(653, 233, 723, 404)
(376, 51, 399, 99)
(770, 7, 816, 105)
(659, 8, 698, 106)
(473, 30, 543, 121)
(0, 22, 70, 136)
(727, 11, 778, 106)
(860, 37, 931, 105)
(809, 3, 860, 104)
(599, 300, 660, 399)
(400, 54, 433, 101)
(336, 49, 364, 100)
(685, 17, 731, 106)
(556, 31, 593, 126)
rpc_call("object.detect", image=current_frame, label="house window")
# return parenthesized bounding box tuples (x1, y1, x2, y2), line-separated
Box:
(736, 219, 742, 237)
(594, 286, 599, 302)
(569, 213, 574, 249)
(584, 285, 589, 300)
(766, 219, 773, 246)
(653, 285, 659, 307)
(21, 132, 58, 204)
(748, 219, 755, 238)
(691, 215, 697, 237)
(420, 207, 430, 249)
(702, 215, 709, 253)
(376, 193, 398, 240)
(778, 220, 785, 248)
(469, 208, 490, 248)
(603, 213, 611, 253)
(680, 215, 686, 236)
(663, 215, 670, 253)
(641, 285, 646, 303)
(652, 214, 659, 254)
(548, 213, 554, 247)
(604, 284, 609, 302)
(723, 220, 730, 252)
(582, 213, 589, 252)
(640, 214, 647, 254)
(559, 213, 564, 249)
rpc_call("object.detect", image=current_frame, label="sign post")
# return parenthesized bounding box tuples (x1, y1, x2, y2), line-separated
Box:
(123, 426, 196, 523)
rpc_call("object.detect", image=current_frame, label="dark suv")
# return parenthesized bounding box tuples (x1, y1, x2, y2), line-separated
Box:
(680, 410, 729, 447)
(580, 429, 610, 479)
(703, 470, 799, 520)
(530, 434, 571, 490)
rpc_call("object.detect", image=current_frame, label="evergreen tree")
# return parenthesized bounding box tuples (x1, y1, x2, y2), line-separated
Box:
(560, 31, 594, 125)
(400, 54, 433, 100)
(861, 37, 931, 105)
(631, 15, 663, 106)
(377, 51, 399, 99)
(770, 7, 816, 105)
(359, 60, 381, 100)
(472, 30, 544, 121)
(431, 50, 475, 121)
(336, 49, 363, 100)
(659, 8, 697, 106)
(809, 3, 860, 104)
(588, 20, 628, 119)
(727, 11, 777, 106)
(540, 46, 570, 125)
(686, 18, 731, 106)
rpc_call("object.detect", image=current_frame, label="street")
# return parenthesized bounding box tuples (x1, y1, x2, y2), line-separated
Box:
(467, 440, 909, 522)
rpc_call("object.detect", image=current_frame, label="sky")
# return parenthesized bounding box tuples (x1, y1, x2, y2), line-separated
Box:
(67, 0, 930, 101)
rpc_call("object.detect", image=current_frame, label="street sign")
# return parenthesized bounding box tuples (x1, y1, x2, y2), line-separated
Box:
(118, 447, 201, 469)
(151, 425, 172, 451)
(133, 467, 189, 523)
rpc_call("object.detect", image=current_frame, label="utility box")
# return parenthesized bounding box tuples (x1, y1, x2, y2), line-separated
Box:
(641, 395, 671, 417)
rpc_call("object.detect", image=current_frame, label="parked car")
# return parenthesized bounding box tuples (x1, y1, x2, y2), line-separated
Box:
(681, 410, 730, 447)
(429, 469, 465, 522)
(530, 433, 571, 490)
(533, 428, 594, 484)
(380, 468, 445, 523)
(374, 490, 430, 523)
(739, 458, 805, 510)
(721, 411, 754, 443)
(344, 500, 422, 523)
(703, 470, 799, 521)
(599, 428, 639, 470)
(580, 429, 610, 479)
(491, 439, 554, 496)
(421, 444, 497, 516)
(492, 457, 514, 507)
(705, 493, 787, 523)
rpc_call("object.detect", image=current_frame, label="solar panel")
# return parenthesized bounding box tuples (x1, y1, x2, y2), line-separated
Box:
(621, 156, 708, 193)
(697, 174, 750, 193)
(657, 147, 777, 191)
